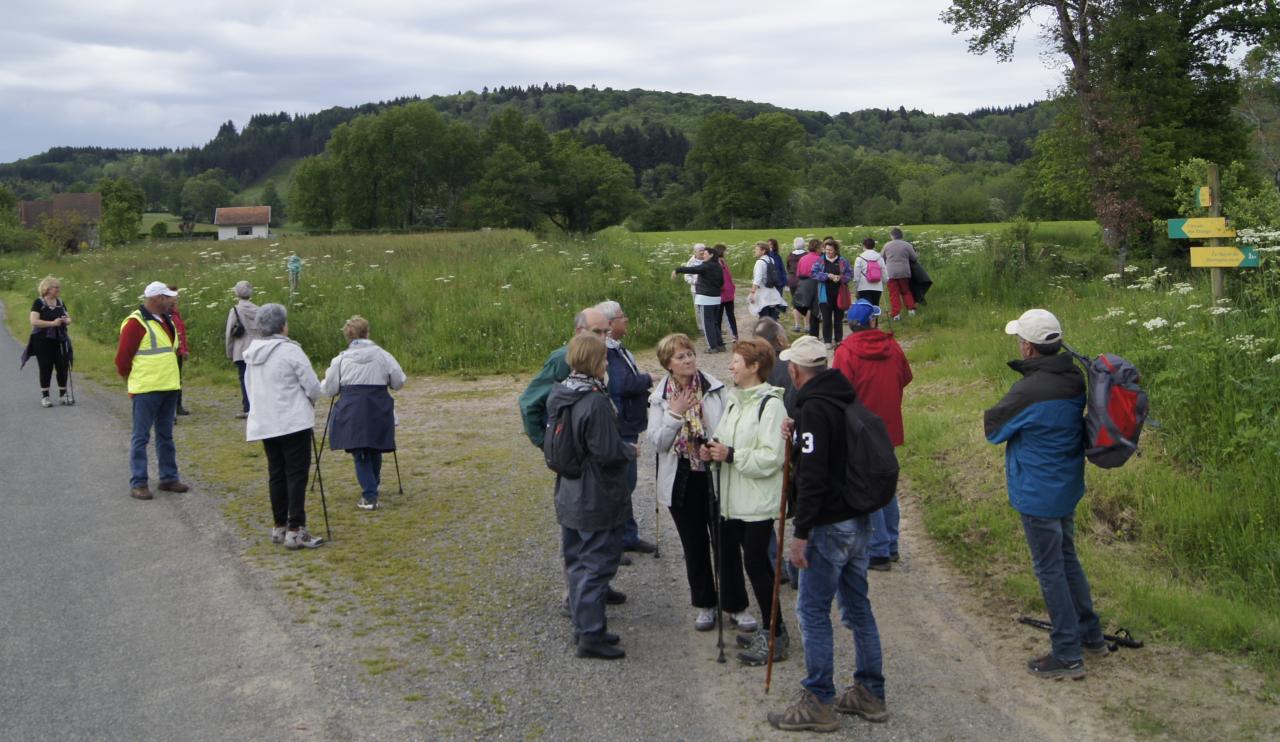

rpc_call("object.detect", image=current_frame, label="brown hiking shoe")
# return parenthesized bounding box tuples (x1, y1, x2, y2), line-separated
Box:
(157, 480, 189, 493)
(835, 683, 889, 722)
(767, 690, 839, 733)
(130, 486, 153, 500)
(1083, 640, 1111, 658)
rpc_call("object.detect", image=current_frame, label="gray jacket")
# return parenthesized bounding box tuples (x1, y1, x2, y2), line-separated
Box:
(548, 375, 636, 532)
(320, 340, 406, 397)
(225, 300, 259, 362)
(882, 239, 918, 280)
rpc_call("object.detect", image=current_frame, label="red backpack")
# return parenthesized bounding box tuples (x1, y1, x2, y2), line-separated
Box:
(1066, 346, 1148, 468)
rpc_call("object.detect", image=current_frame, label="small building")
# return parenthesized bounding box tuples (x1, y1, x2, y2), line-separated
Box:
(18, 192, 102, 250)
(214, 206, 271, 240)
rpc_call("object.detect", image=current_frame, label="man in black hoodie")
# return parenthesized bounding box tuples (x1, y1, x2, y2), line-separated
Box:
(767, 336, 888, 733)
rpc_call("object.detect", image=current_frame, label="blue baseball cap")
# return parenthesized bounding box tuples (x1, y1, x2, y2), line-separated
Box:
(846, 299, 882, 327)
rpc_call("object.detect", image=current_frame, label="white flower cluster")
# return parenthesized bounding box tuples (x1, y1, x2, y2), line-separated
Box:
(1208, 306, 1234, 316)
(1170, 282, 1194, 295)
(1124, 265, 1140, 273)
(1227, 335, 1271, 355)
(1268, 354, 1280, 364)
(1103, 273, 1122, 282)
(1143, 317, 1169, 331)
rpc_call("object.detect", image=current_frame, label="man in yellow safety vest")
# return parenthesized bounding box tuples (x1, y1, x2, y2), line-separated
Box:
(115, 281, 190, 500)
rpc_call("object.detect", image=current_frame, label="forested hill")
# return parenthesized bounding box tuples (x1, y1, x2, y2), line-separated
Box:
(1, 84, 1053, 200)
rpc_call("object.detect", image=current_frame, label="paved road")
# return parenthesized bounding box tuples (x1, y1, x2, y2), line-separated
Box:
(0, 306, 333, 741)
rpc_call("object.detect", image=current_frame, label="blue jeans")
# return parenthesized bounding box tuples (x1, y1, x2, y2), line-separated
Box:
(130, 391, 180, 488)
(352, 448, 382, 502)
(1020, 513, 1103, 662)
(700, 303, 724, 350)
(796, 517, 884, 703)
(620, 435, 641, 548)
(869, 496, 900, 559)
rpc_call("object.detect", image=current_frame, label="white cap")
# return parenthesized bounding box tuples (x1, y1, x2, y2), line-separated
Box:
(1005, 309, 1062, 344)
(143, 281, 178, 298)
(779, 335, 829, 367)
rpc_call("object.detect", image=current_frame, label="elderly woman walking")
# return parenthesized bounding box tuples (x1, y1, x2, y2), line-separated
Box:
(243, 303, 324, 550)
(320, 316, 407, 511)
(547, 333, 637, 659)
(225, 280, 260, 419)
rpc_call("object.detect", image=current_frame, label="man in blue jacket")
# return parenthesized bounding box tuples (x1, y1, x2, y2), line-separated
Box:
(984, 309, 1106, 680)
(597, 300, 657, 554)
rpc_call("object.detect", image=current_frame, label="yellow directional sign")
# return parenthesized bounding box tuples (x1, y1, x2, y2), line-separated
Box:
(1197, 187, 1213, 208)
(1168, 217, 1235, 239)
(1190, 246, 1259, 268)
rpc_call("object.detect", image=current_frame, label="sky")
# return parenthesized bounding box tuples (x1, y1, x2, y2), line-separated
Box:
(0, 0, 1064, 164)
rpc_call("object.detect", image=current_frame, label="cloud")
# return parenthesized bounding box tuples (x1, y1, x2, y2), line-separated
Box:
(0, 0, 1061, 163)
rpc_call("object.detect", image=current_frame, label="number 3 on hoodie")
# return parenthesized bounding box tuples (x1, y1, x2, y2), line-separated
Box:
(801, 432, 815, 454)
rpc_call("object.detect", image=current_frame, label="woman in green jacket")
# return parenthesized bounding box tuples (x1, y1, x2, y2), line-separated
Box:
(701, 337, 790, 666)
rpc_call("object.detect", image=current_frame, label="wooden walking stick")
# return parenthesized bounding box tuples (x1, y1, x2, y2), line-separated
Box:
(765, 441, 793, 693)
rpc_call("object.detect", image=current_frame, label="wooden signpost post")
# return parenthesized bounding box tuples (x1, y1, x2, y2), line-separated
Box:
(1166, 163, 1257, 302)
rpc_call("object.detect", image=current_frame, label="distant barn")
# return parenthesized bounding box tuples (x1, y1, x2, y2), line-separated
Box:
(18, 192, 102, 250)
(214, 206, 271, 241)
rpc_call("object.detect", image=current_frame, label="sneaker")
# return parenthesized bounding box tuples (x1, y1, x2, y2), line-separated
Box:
(730, 610, 758, 632)
(792, 324, 803, 332)
(738, 628, 789, 666)
(625, 539, 657, 554)
(891, 314, 901, 321)
(157, 480, 189, 493)
(1083, 640, 1111, 658)
(1026, 652, 1085, 680)
(835, 683, 889, 722)
(908, 309, 917, 317)
(869, 556, 891, 571)
(270, 526, 287, 544)
(767, 689, 839, 733)
(59, 393, 73, 406)
(235, 411, 249, 419)
(889, 551, 900, 562)
(41, 397, 53, 408)
(284, 528, 325, 550)
(130, 486, 153, 500)
(824, 342, 833, 350)
(356, 497, 379, 511)
(694, 608, 716, 632)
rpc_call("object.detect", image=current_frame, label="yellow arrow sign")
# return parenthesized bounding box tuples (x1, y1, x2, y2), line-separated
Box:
(1190, 246, 1259, 268)
(1168, 217, 1235, 239)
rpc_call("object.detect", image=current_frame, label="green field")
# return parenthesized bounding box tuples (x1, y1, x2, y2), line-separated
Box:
(3, 220, 1278, 676)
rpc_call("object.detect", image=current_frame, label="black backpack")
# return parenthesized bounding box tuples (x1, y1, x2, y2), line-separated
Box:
(843, 401, 900, 515)
(760, 258, 779, 289)
(543, 397, 586, 479)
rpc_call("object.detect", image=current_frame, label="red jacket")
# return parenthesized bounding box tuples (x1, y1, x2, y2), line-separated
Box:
(832, 329, 912, 446)
(169, 307, 189, 357)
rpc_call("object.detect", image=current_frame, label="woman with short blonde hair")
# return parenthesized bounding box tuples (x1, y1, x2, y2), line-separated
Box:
(26, 275, 73, 407)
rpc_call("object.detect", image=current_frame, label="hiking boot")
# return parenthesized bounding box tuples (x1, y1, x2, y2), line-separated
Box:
(767, 689, 839, 733)
(176, 406, 190, 416)
(694, 608, 716, 632)
(605, 588, 627, 605)
(738, 628, 789, 666)
(890, 550, 900, 562)
(619, 554, 633, 566)
(1083, 640, 1112, 658)
(270, 526, 287, 544)
(356, 497, 379, 511)
(130, 486, 153, 500)
(869, 557, 891, 571)
(731, 611, 758, 632)
(625, 539, 657, 554)
(835, 683, 889, 722)
(285, 528, 324, 550)
(577, 635, 626, 660)
(157, 480, 189, 493)
(574, 631, 620, 645)
(1026, 652, 1085, 680)
(41, 397, 53, 408)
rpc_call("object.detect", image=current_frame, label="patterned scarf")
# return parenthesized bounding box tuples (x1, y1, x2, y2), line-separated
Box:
(666, 374, 708, 472)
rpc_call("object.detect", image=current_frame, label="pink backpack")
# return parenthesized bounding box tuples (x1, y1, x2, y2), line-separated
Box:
(864, 257, 883, 283)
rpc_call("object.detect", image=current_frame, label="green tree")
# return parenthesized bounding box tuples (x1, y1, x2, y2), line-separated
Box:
(546, 133, 644, 233)
(290, 156, 337, 230)
(261, 179, 285, 227)
(688, 112, 804, 227)
(180, 170, 234, 222)
(98, 177, 145, 246)
(1238, 44, 1280, 191)
(0, 183, 16, 226)
(465, 144, 549, 229)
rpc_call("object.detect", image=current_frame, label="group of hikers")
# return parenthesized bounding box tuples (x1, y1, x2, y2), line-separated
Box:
(24, 223, 1106, 733)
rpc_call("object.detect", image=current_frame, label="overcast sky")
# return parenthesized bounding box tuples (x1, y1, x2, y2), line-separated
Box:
(0, 0, 1063, 164)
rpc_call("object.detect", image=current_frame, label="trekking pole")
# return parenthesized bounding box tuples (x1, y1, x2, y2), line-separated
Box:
(712, 458, 726, 664)
(310, 431, 332, 541)
(765, 443, 792, 694)
(63, 336, 76, 405)
(1017, 616, 1144, 649)
(392, 449, 403, 494)
(311, 395, 336, 493)
(653, 450, 661, 559)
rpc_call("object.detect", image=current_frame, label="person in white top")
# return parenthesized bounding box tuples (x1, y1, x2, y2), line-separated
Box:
(749, 240, 787, 320)
(853, 238, 885, 307)
(680, 244, 708, 334)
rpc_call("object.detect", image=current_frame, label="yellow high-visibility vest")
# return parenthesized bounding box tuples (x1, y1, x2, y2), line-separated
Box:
(119, 310, 180, 394)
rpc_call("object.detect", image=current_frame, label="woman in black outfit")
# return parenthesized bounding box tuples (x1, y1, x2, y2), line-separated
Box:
(673, 244, 727, 353)
(27, 276, 73, 407)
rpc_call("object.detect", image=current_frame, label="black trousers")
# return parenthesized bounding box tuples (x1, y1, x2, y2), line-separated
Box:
(262, 428, 312, 529)
(809, 301, 843, 344)
(667, 469, 747, 612)
(32, 336, 68, 391)
(724, 519, 786, 632)
(721, 300, 739, 340)
(856, 289, 882, 306)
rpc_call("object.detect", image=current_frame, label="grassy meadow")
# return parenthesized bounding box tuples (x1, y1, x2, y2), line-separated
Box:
(2, 219, 1279, 679)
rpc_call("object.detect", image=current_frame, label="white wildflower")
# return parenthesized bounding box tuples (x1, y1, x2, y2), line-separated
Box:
(1142, 317, 1169, 331)
(1158, 345, 1174, 351)
(1126, 319, 1139, 326)
(1268, 354, 1280, 364)
(1123, 265, 1140, 273)
(1103, 273, 1122, 282)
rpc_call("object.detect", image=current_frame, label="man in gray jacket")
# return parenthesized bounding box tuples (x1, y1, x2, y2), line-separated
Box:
(881, 228, 919, 321)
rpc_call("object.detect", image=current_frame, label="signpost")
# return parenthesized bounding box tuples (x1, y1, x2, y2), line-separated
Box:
(1189, 246, 1259, 268)
(1167, 217, 1235, 240)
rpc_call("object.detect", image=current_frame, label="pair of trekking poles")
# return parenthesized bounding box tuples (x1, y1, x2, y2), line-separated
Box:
(308, 393, 404, 541)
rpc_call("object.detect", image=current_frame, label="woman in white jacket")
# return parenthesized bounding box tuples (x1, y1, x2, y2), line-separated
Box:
(853, 238, 885, 307)
(647, 333, 753, 632)
(243, 303, 324, 550)
(320, 316, 407, 511)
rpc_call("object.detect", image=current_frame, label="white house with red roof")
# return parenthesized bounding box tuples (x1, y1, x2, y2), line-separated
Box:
(214, 206, 271, 240)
